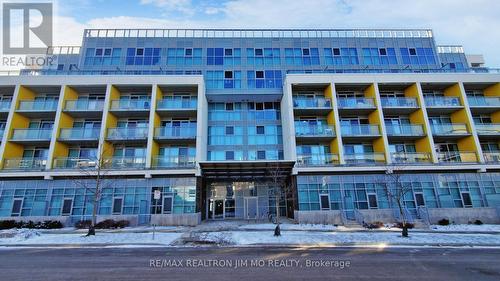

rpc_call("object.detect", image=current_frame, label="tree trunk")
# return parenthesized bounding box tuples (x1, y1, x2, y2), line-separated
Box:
(274, 185, 281, 236)
(397, 201, 409, 238)
(87, 193, 99, 236)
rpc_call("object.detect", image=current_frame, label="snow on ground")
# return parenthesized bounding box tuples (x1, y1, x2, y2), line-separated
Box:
(429, 224, 500, 233)
(238, 223, 337, 231)
(0, 229, 182, 245)
(203, 230, 500, 246)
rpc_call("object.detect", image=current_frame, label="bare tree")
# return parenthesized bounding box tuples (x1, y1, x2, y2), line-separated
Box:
(72, 142, 116, 236)
(379, 165, 413, 237)
(266, 163, 294, 236)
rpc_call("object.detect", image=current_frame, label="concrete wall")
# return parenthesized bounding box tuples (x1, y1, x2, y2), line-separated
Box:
(150, 213, 201, 226)
(294, 210, 343, 225)
(358, 209, 395, 223)
(427, 207, 500, 224)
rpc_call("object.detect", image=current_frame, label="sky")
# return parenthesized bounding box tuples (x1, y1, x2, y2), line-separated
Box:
(6, 0, 500, 66)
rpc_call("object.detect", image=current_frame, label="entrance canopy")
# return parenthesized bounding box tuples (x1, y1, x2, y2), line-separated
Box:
(199, 160, 295, 180)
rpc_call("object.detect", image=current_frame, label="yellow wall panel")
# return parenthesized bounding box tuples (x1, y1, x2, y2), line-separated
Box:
(484, 83, 500, 97)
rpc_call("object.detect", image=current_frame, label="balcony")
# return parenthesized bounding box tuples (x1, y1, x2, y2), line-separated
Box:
(380, 97, 418, 114)
(109, 99, 151, 117)
(293, 97, 332, 115)
(106, 127, 149, 143)
(337, 97, 376, 114)
(157, 97, 197, 117)
(391, 152, 432, 164)
(53, 158, 97, 169)
(431, 124, 469, 138)
(0, 100, 12, 113)
(437, 152, 478, 163)
(151, 156, 196, 169)
(154, 124, 196, 144)
(341, 124, 380, 140)
(103, 157, 146, 169)
(3, 158, 46, 170)
(295, 123, 335, 141)
(424, 97, 462, 114)
(483, 152, 500, 163)
(468, 96, 500, 107)
(296, 154, 339, 167)
(475, 124, 500, 137)
(11, 128, 52, 143)
(385, 124, 425, 139)
(64, 99, 105, 118)
(59, 128, 101, 144)
(0, 129, 4, 139)
(17, 100, 58, 118)
(344, 153, 386, 165)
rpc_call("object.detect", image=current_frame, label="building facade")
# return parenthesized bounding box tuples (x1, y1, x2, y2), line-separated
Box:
(0, 29, 499, 226)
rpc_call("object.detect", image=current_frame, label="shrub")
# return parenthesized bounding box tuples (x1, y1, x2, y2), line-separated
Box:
(74, 220, 92, 229)
(438, 218, 450, 226)
(473, 220, 483, 225)
(95, 219, 117, 229)
(395, 222, 414, 229)
(0, 220, 63, 230)
(41, 220, 63, 229)
(0, 220, 17, 230)
(115, 220, 130, 228)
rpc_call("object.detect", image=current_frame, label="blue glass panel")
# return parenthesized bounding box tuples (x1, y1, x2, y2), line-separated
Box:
(215, 48, 224, 56)
(207, 48, 214, 56)
(85, 48, 95, 57)
(144, 48, 153, 56)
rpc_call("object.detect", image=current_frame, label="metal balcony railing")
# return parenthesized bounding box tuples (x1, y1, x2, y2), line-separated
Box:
(151, 156, 196, 168)
(337, 97, 375, 109)
(110, 99, 151, 110)
(64, 99, 105, 111)
(475, 124, 500, 135)
(467, 96, 500, 107)
(295, 123, 335, 137)
(341, 124, 380, 136)
(437, 152, 478, 163)
(154, 124, 196, 139)
(431, 124, 468, 135)
(103, 157, 146, 169)
(380, 97, 418, 108)
(157, 97, 197, 109)
(424, 97, 461, 107)
(107, 127, 149, 140)
(3, 158, 46, 170)
(53, 158, 98, 169)
(293, 97, 332, 108)
(18, 100, 58, 111)
(483, 152, 500, 163)
(385, 124, 424, 136)
(391, 152, 432, 164)
(344, 153, 386, 165)
(11, 128, 52, 140)
(296, 153, 339, 166)
(59, 128, 100, 140)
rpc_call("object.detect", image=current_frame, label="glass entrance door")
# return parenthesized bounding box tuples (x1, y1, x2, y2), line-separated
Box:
(209, 199, 225, 219)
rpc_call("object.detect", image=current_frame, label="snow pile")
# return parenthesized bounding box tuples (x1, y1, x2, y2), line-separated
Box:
(430, 224, 500, 233)
(0, 229, 41, 239)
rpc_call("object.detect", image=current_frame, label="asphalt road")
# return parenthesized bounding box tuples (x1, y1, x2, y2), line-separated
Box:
(1, 246, 499, 281)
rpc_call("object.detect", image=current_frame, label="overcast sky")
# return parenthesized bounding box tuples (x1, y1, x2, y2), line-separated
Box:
(13, 0, 500, 66)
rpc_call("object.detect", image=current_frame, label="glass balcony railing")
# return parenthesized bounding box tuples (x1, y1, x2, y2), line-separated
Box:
(110, 99, 151, 110)
(64, 99, 105, 111)
(437, 152, 478, 163)
(385, 124, 424, 136)
(483, 152, 500, 163)
(391, 152, 432, 164)
(103, 157, 146, 169)
(293, 97, 332, 108)
(18, 100, 58, 111)
(337, 97, 375, 109)
(11, 128, 52, 141)
(154, 124, 196, 139)
(3, 158, 46, 170)
(0, 100, 12, 111)
(53, 158, 97, 169)
(0, 129, 4, 138)
(431, 124, 468, 135)
(424, 96, 461, 107)
(341, 124, 380, 136)
(296, 154, 339, 166)
(344, 153, 386, 165)
(152, 156, 196, 168)
(107, 127, 149, 140)
(467, 96, 500, 107)
(295, 123, 335, 137)
(59, 128, 101, 140)
(380, 97, 418, 108)
(157, 97, 197, 109)
(475, 124, 500, 135)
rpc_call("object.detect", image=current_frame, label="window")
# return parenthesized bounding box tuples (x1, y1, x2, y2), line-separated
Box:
(225, 126, 234, 135)
(256, 126, 265, 134)
(104, 48, 112, 56)
(112, 198, 123, 214)
(256, 71, 264, 79)
(320, 194, 330, 210)
(449, 63, 456, 69)
(225, 103, 233, 111)
(368, 194, 378, 209)
(333, 48, 340, 56)
(62, 199, 73, 216)
(224, 71, 233, 79)
(185, 48, 192, 56)
(95, 48, 103, 56)
(57, 64, 64, 71)
(225, 151, 234, 160)
(257, 150, 266, 160)
(163, 196, 173, 214)
(409, 48, 417, 56)
(379, 48, 387, 56)
(136, 48, 144, 56)
(461, 192, 472, 207)
(11, 199, 23, 216)
(415, 193, 425, 206)
(302, 48, 310, 56)
(225, 49, 233, 56)
(255, 48, 263, 56)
